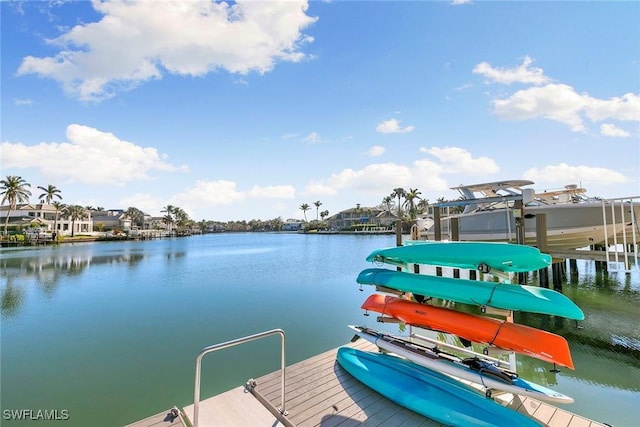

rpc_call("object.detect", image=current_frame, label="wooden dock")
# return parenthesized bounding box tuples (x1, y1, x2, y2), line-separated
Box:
(129, 339, 608, 427)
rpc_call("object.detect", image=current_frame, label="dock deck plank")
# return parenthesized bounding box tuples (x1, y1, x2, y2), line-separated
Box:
(129, 339, 609, 427)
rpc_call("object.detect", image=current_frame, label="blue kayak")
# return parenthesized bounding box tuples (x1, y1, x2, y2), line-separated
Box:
(357, 267, 585, 320)
(337, 347, 542, 427)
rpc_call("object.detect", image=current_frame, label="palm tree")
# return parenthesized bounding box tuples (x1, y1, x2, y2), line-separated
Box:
(416, 198, 430, 214)
(173, 207, 190, 230)
(391, 188, 405, 217)
(51, 201, 65, 239)
(300, 203, 310, 222)
(62, 205, 88, 237)
(161, 205, 176, 231)
(161, 205, 175, 216)
(125, 207, 144, 229)
(382, 196, 394, 213)
(320, 210, 329, 221)
(1, 176, 32, 235)
(162, 213, 175, 231)
(403, 188, 422, 220)
(314, 201, 322, 221)
(37, 184, 62, 205)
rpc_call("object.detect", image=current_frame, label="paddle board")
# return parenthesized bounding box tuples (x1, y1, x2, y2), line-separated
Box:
(336, 346, 542, 426)
(361, 294, 574, 369)
(357, 267, 585, 320)
(366, 241, 552, 275)
(349, 325, 573, 404)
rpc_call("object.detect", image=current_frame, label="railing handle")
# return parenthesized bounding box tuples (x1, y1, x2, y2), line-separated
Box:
(193, 329, 286, 427)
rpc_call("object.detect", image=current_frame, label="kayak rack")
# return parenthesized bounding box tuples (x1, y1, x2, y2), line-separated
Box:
(410, 332, 512, 370)
(193, 329, 289, 427)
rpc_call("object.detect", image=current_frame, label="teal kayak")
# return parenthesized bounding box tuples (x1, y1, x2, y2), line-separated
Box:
(367, 241, 552, 273)
(357, 268, 585, 320)
(336, 347, 542, 427)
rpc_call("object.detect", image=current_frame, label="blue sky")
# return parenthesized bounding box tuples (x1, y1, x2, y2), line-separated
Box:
(2, 0, 639, 222)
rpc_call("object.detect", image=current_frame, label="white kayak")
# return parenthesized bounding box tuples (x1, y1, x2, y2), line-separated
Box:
(349, 325, 574, 404)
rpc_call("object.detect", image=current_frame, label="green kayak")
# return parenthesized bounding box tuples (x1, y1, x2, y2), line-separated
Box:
(366, 241, 552, 273)
(357, 268, 585, 320)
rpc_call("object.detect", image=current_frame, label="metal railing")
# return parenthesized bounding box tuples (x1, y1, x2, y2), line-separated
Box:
(602, 196, 639, 271)
(193, 329, 286, 427)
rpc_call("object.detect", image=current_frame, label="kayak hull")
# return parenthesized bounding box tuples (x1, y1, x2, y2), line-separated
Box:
(336, 346, 542, 427)
(361, 294, 574, 369)
(357, 267, 585, 320)
(366, 241, 552, 273)
(348, 325, 574, 404)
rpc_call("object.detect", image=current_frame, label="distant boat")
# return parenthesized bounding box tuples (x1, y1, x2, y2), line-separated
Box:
(419, 180, 640, 251)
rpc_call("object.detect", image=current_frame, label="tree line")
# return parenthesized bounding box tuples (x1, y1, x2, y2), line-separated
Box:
(2, 175, 454, 236)
(0, 175, 195, 236)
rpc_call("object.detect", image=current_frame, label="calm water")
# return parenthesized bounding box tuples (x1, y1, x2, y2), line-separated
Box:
(1, 234, 639, 426)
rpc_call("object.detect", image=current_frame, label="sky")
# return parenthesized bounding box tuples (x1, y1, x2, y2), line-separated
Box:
(1, 0, 639, 222)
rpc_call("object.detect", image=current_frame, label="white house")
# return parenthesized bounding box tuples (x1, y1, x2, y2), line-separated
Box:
(0, 204, 93, 236)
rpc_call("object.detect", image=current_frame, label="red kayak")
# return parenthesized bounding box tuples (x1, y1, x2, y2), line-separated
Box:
(362, 293, 574, 369)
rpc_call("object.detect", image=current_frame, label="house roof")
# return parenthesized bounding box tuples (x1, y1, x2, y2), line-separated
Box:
(6, 217, 50, 226)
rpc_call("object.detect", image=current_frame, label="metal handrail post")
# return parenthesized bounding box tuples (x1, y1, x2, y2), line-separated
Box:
(193, 329, 286, 427)
(602, 201, 610, 266)
(629, 198, 639, 265)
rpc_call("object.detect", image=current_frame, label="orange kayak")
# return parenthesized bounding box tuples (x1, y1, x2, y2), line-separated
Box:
(362, 294, 574, 369)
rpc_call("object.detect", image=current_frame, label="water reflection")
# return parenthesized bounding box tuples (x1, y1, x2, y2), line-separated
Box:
(1, 252, 145, 275)
(0, 248, 184, 317)
(561, 343, 640, 392)
(1, 278, 24, 317)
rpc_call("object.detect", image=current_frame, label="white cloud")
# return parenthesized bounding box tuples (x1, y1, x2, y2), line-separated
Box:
(14, 98, 33, 106)
(367, 145, 386, 157)
(304, 182, 338, 196)
(491, 84, 640, 132)
(585, 93, 640, 122)
(306, 163, 412, 196)
(168, 180, 295, 219)
(17, 1, 317, 101)
(473, 56, 550, 85)
(376, 118, 415, 134)
(0, 124, 188, 185)
(475, 57, 640, 133)
(302, 132, 321, 143)
(420, 146, 499, 174)
(523, 163, 629, 185)
(174, 179, 246, 207)
(119, 193, 166, 216)
(305, 156, 454, 198)
(248, 185, 296, 199)
(600, 123, 630, 137)
(491, 83, 588, 132)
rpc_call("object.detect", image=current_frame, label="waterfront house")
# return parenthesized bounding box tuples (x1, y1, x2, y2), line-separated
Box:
(91, 210, 130, 232)
(282, 220, 304, 231)
(327, 206, 398, 231)
(0, 204, 93, 236)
